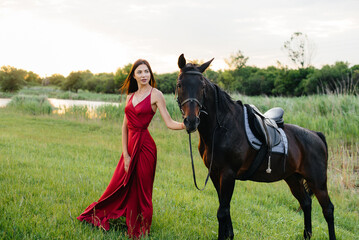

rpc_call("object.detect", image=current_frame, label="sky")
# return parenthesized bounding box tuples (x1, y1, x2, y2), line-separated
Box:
(0, 0, 358, 77)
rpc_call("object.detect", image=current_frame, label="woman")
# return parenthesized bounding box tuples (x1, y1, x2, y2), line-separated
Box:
(77, 59, 184, 238)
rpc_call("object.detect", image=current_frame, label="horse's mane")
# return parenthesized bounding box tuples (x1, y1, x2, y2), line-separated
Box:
(213, 82, 242, 108)
(181, 63, 243, 109)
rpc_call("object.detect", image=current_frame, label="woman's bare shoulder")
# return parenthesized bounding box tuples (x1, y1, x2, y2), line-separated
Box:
(152, 88, 164, 99)
(125, 93, 133, 104)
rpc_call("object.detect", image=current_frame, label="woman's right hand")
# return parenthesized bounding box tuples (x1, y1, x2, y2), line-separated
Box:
(124, 154, 131, 173)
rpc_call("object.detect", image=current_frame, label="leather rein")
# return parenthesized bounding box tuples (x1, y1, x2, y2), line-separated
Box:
(177, 70, 223, 191)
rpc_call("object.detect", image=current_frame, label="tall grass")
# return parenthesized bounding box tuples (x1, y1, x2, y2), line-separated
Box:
(0, 91, 14, 98)
(6, 95, 52, 115)
(319, 74, 358, 95)
(17, 86, 123, 102)
(329, 143, 359, 190)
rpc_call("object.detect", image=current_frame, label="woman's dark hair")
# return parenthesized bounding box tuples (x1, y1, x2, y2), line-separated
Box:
(120, 59, 156, 94)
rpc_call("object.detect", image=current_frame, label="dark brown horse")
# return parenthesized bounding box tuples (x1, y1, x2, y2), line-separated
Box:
(176, 54, 336, 240)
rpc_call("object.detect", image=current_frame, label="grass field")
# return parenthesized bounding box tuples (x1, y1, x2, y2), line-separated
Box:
(0, 92, 358, 239)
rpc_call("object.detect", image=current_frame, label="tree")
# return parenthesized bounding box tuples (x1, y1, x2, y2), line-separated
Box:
(47, 74, 66, 86)
(155, 72, 178, 94)
(272, 67, 314, 96)
(62, 70, 93, 92)
(204, 69, 220, 84)
(241, 67, 279, 96)
(94, 73, 116, 93)
(283, 32, 316, 68)
(225, 50, 249, 70)
(114, 63, 132, 91)
(0, 66, 26, 92)
(217, 70, 236, 92)
(24, 71, 42, 85)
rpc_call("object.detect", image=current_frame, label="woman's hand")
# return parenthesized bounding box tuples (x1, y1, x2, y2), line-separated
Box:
(124, 154, 131, 173)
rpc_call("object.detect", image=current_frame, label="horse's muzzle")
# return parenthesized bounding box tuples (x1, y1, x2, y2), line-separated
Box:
(184, 116, 200, 133)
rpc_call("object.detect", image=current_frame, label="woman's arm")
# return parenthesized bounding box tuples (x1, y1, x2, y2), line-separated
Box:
(122, 95, 131, 172)
(153, 89, 185, 130)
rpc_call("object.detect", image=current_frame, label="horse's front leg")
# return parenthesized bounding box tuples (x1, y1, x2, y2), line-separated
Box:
(215, 168, 236, 240)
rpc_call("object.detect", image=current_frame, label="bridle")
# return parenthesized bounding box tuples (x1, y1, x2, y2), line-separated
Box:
(176, 70, 224, 191)
(176, 70, 207, 118)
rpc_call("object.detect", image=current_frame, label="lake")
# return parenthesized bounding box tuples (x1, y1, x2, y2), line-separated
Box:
(0, 98, 11, 108)
(0, 98, 120, 116)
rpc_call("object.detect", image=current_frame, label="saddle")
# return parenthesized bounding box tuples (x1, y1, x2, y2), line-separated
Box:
(245, 104, 284, 150)
(239, 103, 288, 180)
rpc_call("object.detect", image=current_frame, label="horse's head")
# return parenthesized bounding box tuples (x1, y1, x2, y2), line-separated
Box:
(176, 54, 214, 133)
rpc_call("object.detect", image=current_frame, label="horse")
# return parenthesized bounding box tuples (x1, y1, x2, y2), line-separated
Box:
(176, 54, 336, 240)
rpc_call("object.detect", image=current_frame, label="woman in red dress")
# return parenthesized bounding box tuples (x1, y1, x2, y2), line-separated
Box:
(77, 59, 185, 238)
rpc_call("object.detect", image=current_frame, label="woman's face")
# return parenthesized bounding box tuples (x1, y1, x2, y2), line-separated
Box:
(134, 64, 151, 88)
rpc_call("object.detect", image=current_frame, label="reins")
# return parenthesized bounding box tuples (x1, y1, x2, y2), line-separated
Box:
(182, 76, 223, 191)
(188, 124, 218, 191)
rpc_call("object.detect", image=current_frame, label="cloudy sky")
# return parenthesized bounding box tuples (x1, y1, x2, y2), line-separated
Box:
(0, 0, 358, 77)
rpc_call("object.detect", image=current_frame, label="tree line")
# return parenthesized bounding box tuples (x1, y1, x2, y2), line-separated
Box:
(1, 60, 358, 96)
(1, 33, 358, 96)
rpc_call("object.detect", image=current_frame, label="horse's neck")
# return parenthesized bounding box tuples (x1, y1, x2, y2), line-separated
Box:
(198, 95, 244, 145)
(197, 94, 223, 143)
(198, 118, 215, 144)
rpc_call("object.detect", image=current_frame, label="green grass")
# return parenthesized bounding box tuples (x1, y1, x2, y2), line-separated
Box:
(0, 102, 358, 239)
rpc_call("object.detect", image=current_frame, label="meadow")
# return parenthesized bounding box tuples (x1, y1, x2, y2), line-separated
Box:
(0, 89, 358, 239)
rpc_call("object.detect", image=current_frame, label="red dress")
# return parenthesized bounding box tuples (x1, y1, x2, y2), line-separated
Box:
(77, 90, 157, 238)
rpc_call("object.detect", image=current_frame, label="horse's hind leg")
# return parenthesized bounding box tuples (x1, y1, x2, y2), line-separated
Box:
(285, 174, 313, 239)
(307, 180, 336, 240)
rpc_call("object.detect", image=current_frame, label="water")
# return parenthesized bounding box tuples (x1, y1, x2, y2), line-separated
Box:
(0, 98, 120, 115)
(0, 98, 11, 108)
(48, 98, 119, 109)
(47, 98, 120, 117)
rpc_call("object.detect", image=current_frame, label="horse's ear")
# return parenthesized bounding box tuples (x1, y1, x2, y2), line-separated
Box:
(198, 58, 214, 73)
(178, 54, 186, 69)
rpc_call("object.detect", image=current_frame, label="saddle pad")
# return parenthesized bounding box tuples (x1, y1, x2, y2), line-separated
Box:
(243, 105, 288, 154)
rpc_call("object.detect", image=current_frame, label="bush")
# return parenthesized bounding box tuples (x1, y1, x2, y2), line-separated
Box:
(0, 66, 26, 92)
(7, 95, 53, 115)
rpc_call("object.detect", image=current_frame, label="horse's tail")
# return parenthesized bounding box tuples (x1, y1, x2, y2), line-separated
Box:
(297, 179, 314, 211)
(316, 131, 328, 153)
(316, 131, 328, 164)
(303, 179, 314, 197)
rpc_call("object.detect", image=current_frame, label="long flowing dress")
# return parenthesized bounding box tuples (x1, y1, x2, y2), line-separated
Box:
(77, 90, 157, 238)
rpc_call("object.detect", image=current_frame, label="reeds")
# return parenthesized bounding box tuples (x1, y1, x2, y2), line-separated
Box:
(329, 143, 359, 190)
(18, 86, 123, 102)
(7, 95, 52, 115)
